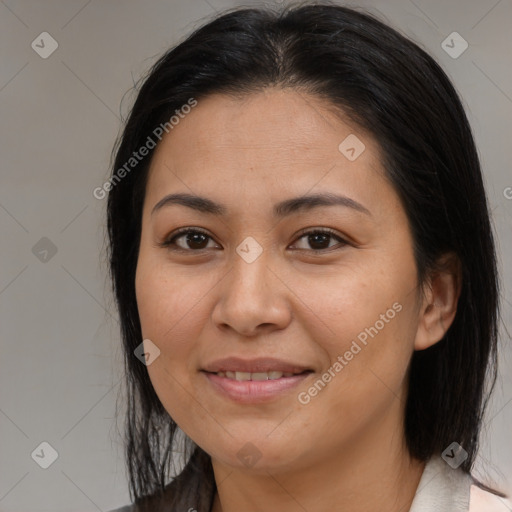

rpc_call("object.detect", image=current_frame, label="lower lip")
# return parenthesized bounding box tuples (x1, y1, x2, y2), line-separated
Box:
(202, 371, 312, 404)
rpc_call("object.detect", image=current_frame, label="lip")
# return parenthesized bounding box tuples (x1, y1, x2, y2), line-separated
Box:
(201, 356, 312, 374)
(202, 371, 312, 404)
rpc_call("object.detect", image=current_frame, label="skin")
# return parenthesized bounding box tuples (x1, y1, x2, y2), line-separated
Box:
(135, 88, 461, 512)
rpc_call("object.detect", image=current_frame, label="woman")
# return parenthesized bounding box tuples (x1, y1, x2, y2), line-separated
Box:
(106, 3, 509, 511)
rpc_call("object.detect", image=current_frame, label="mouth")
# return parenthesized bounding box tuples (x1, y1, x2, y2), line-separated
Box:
(200, 357, 314, 403)
(207, 370, 310, 381)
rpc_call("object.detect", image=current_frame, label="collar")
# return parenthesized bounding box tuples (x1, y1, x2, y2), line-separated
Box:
(409, 455, 472, 512)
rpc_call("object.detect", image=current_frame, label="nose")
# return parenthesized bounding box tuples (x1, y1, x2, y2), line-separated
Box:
(211, 249, 292, 337)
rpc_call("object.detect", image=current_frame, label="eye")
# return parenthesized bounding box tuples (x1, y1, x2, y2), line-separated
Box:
(290, 228, 348, 252)
(159, 227, 220, 252)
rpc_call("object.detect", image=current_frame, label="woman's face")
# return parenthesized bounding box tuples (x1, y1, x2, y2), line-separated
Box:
(135, 89, 428, 474)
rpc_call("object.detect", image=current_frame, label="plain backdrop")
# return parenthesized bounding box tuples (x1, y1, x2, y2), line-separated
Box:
(0, 0, 511, 510)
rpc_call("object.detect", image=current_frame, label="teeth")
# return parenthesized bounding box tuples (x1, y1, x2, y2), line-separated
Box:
(251, 372, 271, 381)
(217, 370, 294, 381)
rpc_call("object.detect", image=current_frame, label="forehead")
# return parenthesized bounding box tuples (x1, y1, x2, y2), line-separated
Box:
(172, 88, 347, 142)
(144, 88, 388, 210)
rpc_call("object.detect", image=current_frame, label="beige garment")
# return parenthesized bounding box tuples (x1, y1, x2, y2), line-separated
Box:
(409, 455, 510, 512)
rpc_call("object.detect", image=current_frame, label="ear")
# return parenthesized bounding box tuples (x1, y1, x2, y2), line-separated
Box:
(414, 252, 462, 351)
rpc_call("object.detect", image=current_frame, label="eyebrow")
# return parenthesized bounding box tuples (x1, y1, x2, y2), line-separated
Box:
(151, 192, 371, 218)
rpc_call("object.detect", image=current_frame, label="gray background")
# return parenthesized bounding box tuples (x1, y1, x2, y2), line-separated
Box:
(0, 0, 511, 510)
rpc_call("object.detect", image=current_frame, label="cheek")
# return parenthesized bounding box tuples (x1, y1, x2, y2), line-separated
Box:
(297, 263, 417, 408)
(135, 255, 218, 433)
(135, 254, 207, 345)
(300, 265, 409, 354)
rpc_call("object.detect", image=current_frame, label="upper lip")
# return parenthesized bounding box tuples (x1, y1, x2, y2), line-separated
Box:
(202, 357, 312, 374)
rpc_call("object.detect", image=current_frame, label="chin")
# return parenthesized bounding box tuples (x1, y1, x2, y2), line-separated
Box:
(205, 435, 307, 475)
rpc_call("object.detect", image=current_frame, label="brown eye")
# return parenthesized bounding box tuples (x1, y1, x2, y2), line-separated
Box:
(291, 229, 347, 252)
(160, 228, 219, 251)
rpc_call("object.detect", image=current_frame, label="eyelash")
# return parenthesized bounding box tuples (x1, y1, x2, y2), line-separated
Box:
(158, 227, 348, 253)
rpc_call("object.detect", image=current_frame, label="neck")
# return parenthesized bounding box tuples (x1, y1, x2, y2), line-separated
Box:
(210, 404, 425, 512)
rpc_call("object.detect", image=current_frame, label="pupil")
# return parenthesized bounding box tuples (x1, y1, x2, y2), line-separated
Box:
(188, 232, 208, 249)
(309, 233, 329, 249)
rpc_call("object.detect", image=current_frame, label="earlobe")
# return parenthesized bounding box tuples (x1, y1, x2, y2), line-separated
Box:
(414, 253, 462, 351)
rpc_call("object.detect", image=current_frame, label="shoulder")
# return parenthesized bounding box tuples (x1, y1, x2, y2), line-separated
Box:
(469, 484, 512, 512)
(107, 506, 136, 512)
